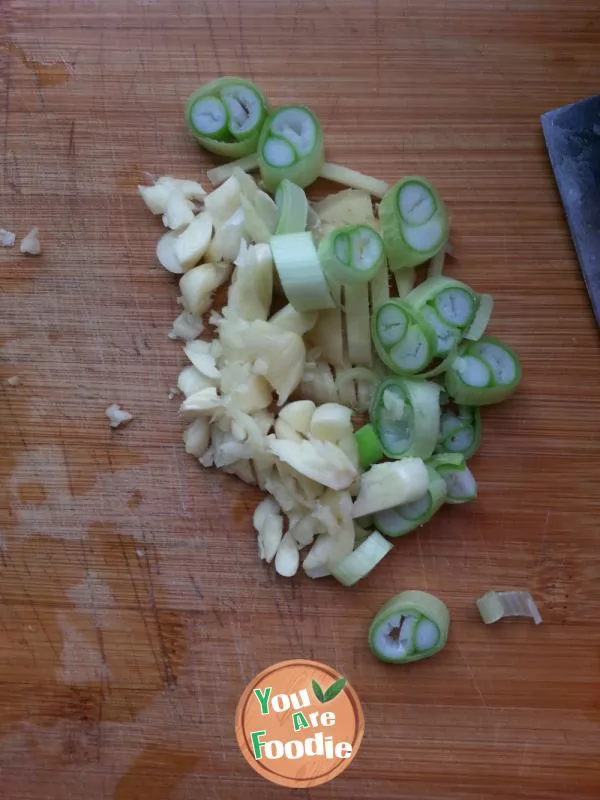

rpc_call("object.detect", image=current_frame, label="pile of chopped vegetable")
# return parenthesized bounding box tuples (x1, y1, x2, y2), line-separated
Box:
(138, 76, 524, 587)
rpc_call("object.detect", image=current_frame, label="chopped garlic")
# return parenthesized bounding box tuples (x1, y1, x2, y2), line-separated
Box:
(20, 227, 41, 255)
(274, 418, 304, 442)
(0, 228, 16, 247)
(168, 311, 204, 341)
(174, 211, 213, 269)
(309, 403, 353, 443)
(206, 209, 245, 263)
(267, 437, 358, 491)
(278, 400, 316, 436)
(352, 459, 429, 518)
(156, 231, 184, 273)
(179, 263, 229, 315)
(269, 304, 318, 335)
(177, 365, 215, 397)
(180, 387, 222, 415)
(227, 242, 273, 321)
(162, 192, 195, 230)
(105, 404, 133, 428)
(275, 532, 300, 577)
(183, 418, 210, 457)
(183, 344, 220, 380)
(204, 176, 242, 226)
(253, 497, 284, 563)
(6, 375, 20, 386)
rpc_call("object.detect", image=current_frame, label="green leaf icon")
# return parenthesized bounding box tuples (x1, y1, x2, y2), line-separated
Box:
(323, 677, 347, 703)
(311, 679, 325, 703)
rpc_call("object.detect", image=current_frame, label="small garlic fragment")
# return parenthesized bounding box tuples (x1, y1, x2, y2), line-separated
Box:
(20, 227, 41, 256)
(174, 211, 213, 269)
(162, 192, 195, 230)
(105, 404, 133, 428)
(168, 311, 204, 341)
(6, 375, 20, 386)
(0, 228, 16, 247)
(156, 231, 184, 274)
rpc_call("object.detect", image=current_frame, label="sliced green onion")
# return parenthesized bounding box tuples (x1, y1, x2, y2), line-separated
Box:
(369, 590, 450, 664)
(445, 336, 522, 406)
(379, 177, 449, 270)
(270, 232, 335, 312)
(428, 454, 477, 504)
(354, 424, 384, 469)
(319, 162, 389, 198)
(319, 225, 385, 285)
(372, 299, 437, 375)
(394, 267, 415, 298)
(185, 77, 269, 157)
(405, 276, 479, 358)
(330, 531, 393, 587)
(206, 153, 260, 187)
(427, 243, 447, 278)
(335, 367, 379, 412)
(345, 283, 373, 366)
(258, 106, 325, 191)
(274, 179, 309, 235)
(437, 405, 481, 459)
(370, 377, 441, 460)
(476, 590, 542, 625)
(374, 466, 447, 537)
(465, 293, 494, 341)
(352, 458, 430, 518)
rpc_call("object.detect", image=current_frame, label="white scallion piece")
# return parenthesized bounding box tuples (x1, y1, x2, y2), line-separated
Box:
(476, 590, 542, 625)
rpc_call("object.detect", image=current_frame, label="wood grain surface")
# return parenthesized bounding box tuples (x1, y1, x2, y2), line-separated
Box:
(1, 1, 600, 797)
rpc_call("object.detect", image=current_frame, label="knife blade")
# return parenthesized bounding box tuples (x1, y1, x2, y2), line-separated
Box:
(541, 95, 600, 325)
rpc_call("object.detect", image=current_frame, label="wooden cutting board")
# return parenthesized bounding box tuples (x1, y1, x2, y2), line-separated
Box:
(1, 1, 599, 797)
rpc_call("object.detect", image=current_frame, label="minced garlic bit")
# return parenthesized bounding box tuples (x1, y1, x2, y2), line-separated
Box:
(20, 227, 41, 256)
(105, 404, 133, 428)
(0, 228, 16, 247)
(6, 376, 20, 386)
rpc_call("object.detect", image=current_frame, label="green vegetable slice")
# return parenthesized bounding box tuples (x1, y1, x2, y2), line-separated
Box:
(258, 105, 325, 191)
(274, 179, 309, 235)
(372, 299, 437, 375)
(370, 376, 441, 460)
(465, 293, 494, 341)
(405, 276, 480, 359)
(369, 590, 450, 663)
(379, 177, 449, 270)
(354, 423, 384, 469)
(436, 405, 481, 459)
(374, 466, 447, 536)
(330, 531, 393, 587)
(427, 454, 477, 504)
(319, 162, 389, 198)
(319, 225, 385, 284)
(445, 336, 522, 406)
(185, 77, 269, 157)
(476, 590, 542, 625)
(270, 232, 335, 312)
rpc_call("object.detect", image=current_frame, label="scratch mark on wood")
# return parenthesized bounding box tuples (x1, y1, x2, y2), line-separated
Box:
(68, 120, 76, 157)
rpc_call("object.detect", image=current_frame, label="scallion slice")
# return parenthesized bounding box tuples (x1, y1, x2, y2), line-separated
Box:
(445, 336, 522, 406)
(436, 405, 481, 459)
(477, 590, 542, 625)
(354, 423, 384, 469)
(374, 466, 447, 536)
(379, 177, 449, 270)
(274, 179, 309, 235)
(270, 232, 335, 312)
(370, 376, 441, 460)
(427, 454, 477, 504)
(372, 299, 437, 375)
(185, 77, 269, 157)
(465, 293, 494, 341)
(258, 105, 325, 191)
(319, 225, 385, 285)
(330, 531, 393, 587)
(369, 590, 450, 664)
(319, 162, 389, 198)
(405, 276, 479, 358)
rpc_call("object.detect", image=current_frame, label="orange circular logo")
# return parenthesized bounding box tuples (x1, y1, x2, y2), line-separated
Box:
(235, 659, 364, 788)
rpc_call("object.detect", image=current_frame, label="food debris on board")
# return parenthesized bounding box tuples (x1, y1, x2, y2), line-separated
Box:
(19, 227, 41, 255)
(105, 404, 133, 429)
(137, 76, 525, 597)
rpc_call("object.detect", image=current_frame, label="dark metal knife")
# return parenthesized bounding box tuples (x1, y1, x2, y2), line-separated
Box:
(541, 95, 600, 325)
